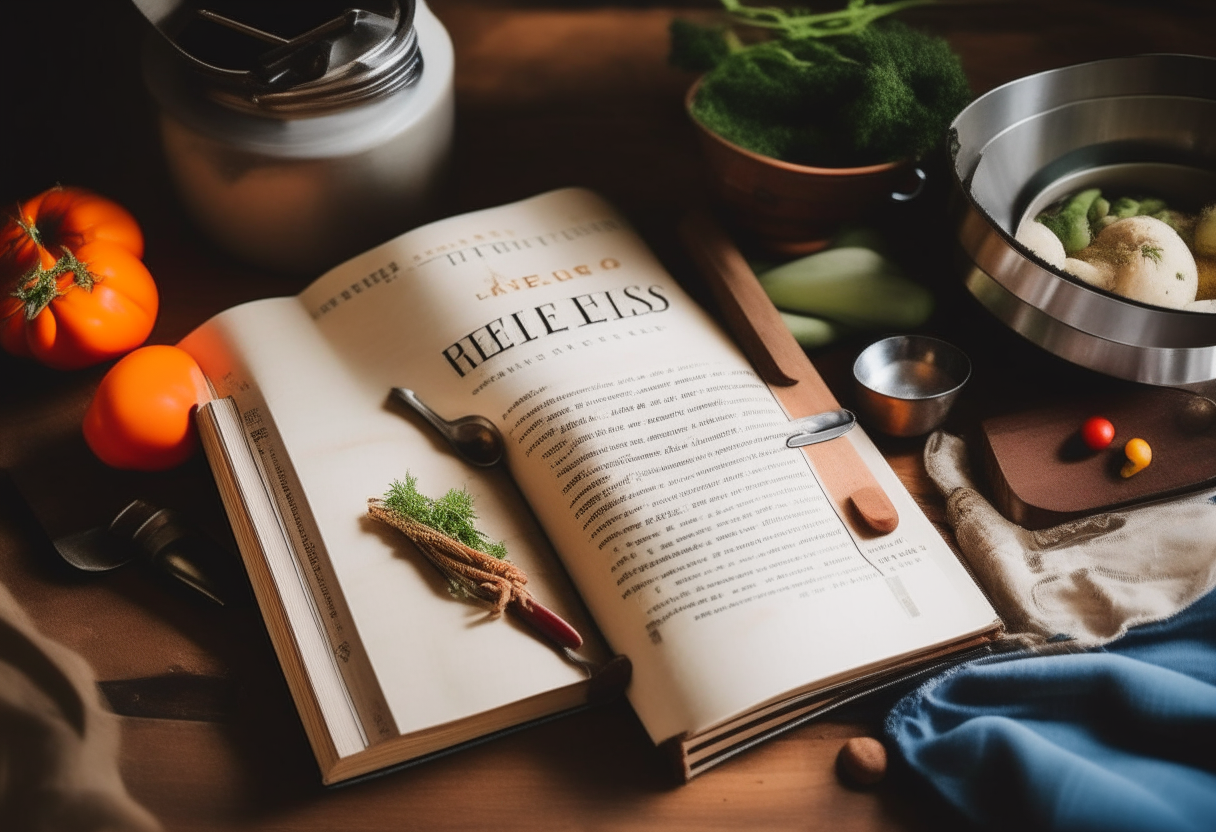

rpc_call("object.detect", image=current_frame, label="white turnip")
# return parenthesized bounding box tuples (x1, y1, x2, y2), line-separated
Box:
(1075, 216, 1197, 309)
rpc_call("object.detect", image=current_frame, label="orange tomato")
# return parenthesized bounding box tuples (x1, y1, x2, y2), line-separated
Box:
(83, 345, 211, 471)
(1120, 437, 1152, 479)
(0, 186, 157, 370)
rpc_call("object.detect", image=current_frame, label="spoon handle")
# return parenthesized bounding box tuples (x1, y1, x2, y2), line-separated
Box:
(392, 387, 452, 438)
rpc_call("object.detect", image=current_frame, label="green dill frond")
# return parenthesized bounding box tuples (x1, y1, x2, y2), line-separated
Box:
(1140, 244, 1164, 264)
(431, 488, 484, 547)
(382, 475, 508, 560)
(384, 474, 433, 525)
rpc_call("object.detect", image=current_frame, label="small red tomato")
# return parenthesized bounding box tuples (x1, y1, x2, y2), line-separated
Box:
(1080, 416, 1116, 451)
(83, 345, 210, 471)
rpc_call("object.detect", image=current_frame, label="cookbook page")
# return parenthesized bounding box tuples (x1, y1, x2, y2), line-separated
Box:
(283, 188, 997, 743)
(182, 305, 598, 743)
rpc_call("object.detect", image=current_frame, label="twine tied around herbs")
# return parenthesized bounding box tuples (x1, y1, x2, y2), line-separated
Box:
(367, 499, 535, 616)
(366, 474, 583, 652)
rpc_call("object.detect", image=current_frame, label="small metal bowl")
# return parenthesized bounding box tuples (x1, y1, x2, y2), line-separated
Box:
(853, 336, 971, 437)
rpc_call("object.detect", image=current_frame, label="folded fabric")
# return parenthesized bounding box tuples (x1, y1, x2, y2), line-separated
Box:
(0, 579, 160, 832)
(924, 431, 1216, 647)
(886, 585, 1216, 832)
(885, 431, 1216, 832)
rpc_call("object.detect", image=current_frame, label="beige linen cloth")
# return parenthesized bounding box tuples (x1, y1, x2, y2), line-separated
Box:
(926, 431, 1216, 647)
(0, 579, 160, 832)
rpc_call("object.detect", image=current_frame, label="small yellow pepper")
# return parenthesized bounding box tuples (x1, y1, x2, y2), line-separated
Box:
(1120, 437, 1152, 478)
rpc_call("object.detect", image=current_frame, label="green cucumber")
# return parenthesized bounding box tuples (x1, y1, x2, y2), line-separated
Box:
(830, 225, 887, 254)
(778, 311, 845, 348)
(757, 246, 933, 329)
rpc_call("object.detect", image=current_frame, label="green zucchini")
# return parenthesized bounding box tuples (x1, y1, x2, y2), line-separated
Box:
(778, 311, 845, 348)
(757, 246, 933, 329)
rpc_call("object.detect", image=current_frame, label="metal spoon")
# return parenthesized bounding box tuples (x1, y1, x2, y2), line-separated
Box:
(390, 388, 505, 467)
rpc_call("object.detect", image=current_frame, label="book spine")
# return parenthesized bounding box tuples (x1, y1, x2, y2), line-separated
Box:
(196, 397, 398, 756)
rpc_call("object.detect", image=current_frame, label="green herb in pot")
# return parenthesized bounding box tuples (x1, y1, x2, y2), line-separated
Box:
(671, 0, 971, 168)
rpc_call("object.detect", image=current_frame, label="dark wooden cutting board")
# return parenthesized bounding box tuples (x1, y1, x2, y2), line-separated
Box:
(980, 386, 1216, 529)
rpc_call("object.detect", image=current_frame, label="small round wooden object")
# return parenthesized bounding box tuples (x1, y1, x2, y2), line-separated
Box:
(836, 737, 888, 787)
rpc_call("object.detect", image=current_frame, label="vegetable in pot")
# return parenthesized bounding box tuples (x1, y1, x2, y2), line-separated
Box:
(1016, 187, 1216, 312)
(1036, 189, 1101, 255)
(1195, 206, 1216, 258)
(1015, 220, 1067, 269)
(1076, 216, 1198, 309)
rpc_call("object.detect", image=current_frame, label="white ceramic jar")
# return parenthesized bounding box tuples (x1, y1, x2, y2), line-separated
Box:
(142, 1, 454, 274)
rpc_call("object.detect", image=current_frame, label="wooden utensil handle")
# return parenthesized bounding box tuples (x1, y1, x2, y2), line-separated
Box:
(679, 211, 898, 536)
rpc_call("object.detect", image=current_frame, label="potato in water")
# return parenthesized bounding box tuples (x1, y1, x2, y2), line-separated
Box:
(1016, 189, 1216, 312)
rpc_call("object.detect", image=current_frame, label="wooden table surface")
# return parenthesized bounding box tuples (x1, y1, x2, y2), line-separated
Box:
(3, 2, 1214, 829)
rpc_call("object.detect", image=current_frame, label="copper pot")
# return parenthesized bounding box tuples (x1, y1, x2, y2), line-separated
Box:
(686, 82, 924, 255)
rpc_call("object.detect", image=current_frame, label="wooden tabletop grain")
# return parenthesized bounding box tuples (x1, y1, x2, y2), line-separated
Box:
(2, 1, 1214, 829)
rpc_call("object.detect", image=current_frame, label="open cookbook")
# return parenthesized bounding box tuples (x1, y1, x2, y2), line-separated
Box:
(179, 188, 1001, 784)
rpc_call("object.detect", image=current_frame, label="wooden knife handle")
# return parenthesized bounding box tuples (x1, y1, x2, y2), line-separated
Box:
(679, 210, 898, 536)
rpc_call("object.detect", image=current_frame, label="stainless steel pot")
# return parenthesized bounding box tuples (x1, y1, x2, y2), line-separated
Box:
(950, 54, 1216, 395)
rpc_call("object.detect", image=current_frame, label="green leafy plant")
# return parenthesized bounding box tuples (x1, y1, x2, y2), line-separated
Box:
(382, 474, 508, 560)
(671, 0, 971, 167)
(371, 477, 584, 649)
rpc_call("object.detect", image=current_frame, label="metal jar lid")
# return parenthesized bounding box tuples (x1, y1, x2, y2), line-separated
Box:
(132, 0, 422, 117)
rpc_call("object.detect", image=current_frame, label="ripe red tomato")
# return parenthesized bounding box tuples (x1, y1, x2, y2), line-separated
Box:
(1080, 416, 1116, 451)
(0, 186, 157, 370)
(83, 345, 210, 471)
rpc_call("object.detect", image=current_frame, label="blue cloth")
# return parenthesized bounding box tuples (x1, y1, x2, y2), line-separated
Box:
(886, 588, 1216, 832)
